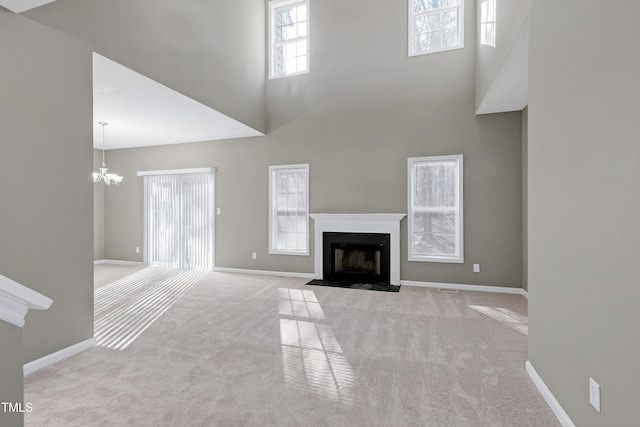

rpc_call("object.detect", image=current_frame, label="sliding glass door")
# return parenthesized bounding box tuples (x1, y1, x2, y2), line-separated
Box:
(142, 169, 215, 271)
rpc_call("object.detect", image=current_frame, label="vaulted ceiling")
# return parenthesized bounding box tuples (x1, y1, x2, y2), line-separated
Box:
(93, 53, 263, 150)
(0, 0, 57, 13)
(2, 1, 264, 150)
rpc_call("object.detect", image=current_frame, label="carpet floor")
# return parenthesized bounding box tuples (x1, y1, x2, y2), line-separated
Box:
(24, 264, 559, 426)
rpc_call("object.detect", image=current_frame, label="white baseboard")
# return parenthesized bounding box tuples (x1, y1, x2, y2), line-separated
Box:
(522, 288, 529, 299)
(211, 271, 527, 294)
(94, 259, 145, 266)
(214, 267, 314, 280)
(400, 280, 527, 296)
(23, 337, 96, 376)
(526, 361, 575, 427)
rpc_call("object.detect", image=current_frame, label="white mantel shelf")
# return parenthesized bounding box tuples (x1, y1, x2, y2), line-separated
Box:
(0, 274, 53, 328)
(310, 213, 406, 285)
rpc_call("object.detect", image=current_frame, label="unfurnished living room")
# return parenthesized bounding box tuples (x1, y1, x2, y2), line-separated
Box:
(0, 0, 638, 426)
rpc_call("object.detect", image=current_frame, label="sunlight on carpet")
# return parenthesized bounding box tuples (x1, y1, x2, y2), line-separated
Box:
(279, 288, 356, 404)
(95, 269, 206, 350)
(94, 268, 168, 314)
(278, 288, 326, 319)
(468, 305, 528, 334)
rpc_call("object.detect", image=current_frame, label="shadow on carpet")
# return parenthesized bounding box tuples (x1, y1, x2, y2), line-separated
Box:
(306, 279, 400, 293)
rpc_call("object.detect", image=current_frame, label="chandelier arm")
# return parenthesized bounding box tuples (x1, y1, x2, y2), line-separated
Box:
(93, 122, 123, 185)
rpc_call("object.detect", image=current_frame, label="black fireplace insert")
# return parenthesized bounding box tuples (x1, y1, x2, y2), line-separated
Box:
(322, 232, 390, 284)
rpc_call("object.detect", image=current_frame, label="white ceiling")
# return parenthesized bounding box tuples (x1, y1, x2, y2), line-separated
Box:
(93, 53, 263, 150)
(0, 0, 56, 13)
(476, 20, 529, 115)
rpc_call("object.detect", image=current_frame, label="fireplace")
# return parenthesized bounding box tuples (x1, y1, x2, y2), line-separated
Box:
(323, 232, 390, 284)
(310, 214, 406, 285)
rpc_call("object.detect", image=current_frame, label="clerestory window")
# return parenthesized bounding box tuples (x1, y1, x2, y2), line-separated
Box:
(480, 0, 496, 47)
(269, 0, 309, 79)
(409, 0, 464, 56)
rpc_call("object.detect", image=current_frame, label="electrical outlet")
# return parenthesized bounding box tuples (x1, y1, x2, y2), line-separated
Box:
(216, 208, 221, 215)
(473, 264, 480, 273)
(589, 377, 601, 412)
(252, 252, 257, 260)
(135, 247, 140, 254)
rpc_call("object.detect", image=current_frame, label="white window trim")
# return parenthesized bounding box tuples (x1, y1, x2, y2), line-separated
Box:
(137, 167, 214, 177)
(408, 0, 465, 57)
(407, 155, 464, 263)
(268, 0, 310, 80)
(269, 163, 310, 256)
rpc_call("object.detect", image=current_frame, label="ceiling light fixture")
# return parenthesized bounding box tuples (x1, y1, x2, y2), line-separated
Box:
(93, 122, 123, 185)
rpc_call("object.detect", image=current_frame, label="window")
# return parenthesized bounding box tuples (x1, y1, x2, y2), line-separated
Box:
(269, 0, 309, 79)
(480, 0, 496, 47)
(409, 0, 464, 56)
(269, 164, 309, 255)
(408, 155, 463, 263)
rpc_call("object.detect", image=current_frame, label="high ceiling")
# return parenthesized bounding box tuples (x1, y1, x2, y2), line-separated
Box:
(92, 53, 263, 150)
(0, 0, 56, 13)
(2, 4, 264, 151)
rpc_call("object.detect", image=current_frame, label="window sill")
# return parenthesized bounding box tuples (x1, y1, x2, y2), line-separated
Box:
(269, 250, 310, 257)
(268, 70, 309, 80)
(408, 44, 464, 57)
(408, 255, 464, 264)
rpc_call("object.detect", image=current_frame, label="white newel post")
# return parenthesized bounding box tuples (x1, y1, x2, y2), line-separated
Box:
(310, 214, 406, 285)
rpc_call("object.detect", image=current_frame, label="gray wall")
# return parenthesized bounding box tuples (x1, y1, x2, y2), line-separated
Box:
(94, 149, 105, 260)
(0, 10, 94, 363)
(528, 1, 640, 425)
(475, 0, 530, 111)
(105, 0, 524, 288)
(0, 323, 23, 427)
(521, 107, 527, 291)
(27, 0, 266, 133)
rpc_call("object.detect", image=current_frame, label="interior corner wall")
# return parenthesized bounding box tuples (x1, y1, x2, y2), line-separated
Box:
(0, 12, 94, 362)
(528, 1, 640, 425)
(94, 149, 105, 260)
(521, 106, 527, 291)
(475, 0, 531, 111)
(105, 0, 524, 288)
(0, 322, 24, 427)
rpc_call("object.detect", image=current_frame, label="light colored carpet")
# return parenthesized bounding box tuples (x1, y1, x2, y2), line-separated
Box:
(24, 265, 559, 426)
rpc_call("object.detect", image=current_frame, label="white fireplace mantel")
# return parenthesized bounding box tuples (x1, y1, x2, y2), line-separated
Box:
(310, 213, 406, 285)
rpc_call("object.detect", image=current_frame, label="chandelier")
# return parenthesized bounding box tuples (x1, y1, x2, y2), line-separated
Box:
(93, 122, 123, 185)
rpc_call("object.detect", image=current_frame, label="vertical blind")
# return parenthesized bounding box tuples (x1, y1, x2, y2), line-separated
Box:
(142, 170, 215, 271)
